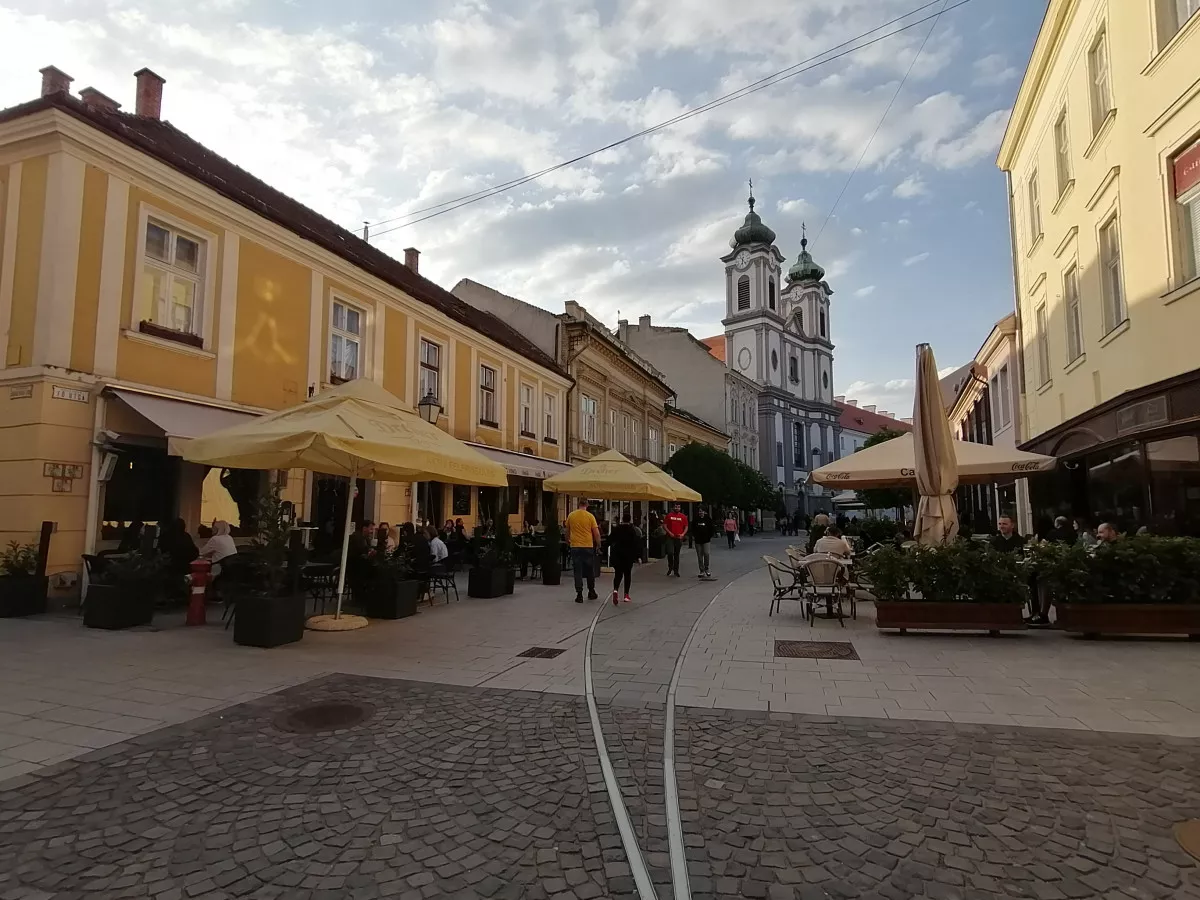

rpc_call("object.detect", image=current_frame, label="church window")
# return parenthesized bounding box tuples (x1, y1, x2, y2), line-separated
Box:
(822, 371, 829, 389)
(771, 350, 778, 371)
(788, 356, 798, 383)
(737, 276, 750, 310)
(819, 308, 827, 337)
(768, 279, 776, 311)
(792, 422, 804, 467)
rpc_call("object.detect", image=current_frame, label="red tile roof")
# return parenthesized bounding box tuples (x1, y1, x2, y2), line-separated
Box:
(837, 401, 911, 435)
(699, 335, 726, 363)
(0, 92, 566, 379)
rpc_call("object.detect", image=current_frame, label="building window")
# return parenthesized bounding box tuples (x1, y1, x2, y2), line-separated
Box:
(990, 364, 1012, 430)
(819, 308, 827, 337)
(1035, 303, 1051, 386)
(1099, 215, 1127, 333)
(329, 300, 362, 383)
(668, 442, 677, 458)
(620, 413, 630, 454)
(771, 349, 778, 371)
(788, 356, 798, 383)
(730, 397, 736, 422)
(648, 427, 660, 463)
(1064, 264, 1083, 363)
(479, 365, 497, 426)
(631, 419, 640, 458)
(1088, 28, 1113, 134)
(792, 422, 804, 467)
(1054, 109, 1072, 195)
(140, 219, 205, 339)
(1176, 143, 1200, 281)
(419, 338, 440, 402)
(998, 365, 1011, 427)
(543, 392, 556, 440)
(742, 404, 748, 426)
(580, 395, 598, 443)
(520, 383, 534, 436)
(1027, 168, 1042, 241)
(737, 275, 750, 310)
(1165, 0, 1200, 41)
(776, 441, 784, 466)
(609, 409, 616, 447)
(768, 278, 776, 311)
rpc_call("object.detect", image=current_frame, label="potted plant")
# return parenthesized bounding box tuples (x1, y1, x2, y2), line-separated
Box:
(84, 550, 163, 629)
(541, 519, 562, 586)
(0, 541, 48, 617)
(469, 516, 516, 598)
(865, 541, 1027, 635)
(360, 549, 421, 619)
(1035, 537, 1200, 638)
(232, 485, 306, 647)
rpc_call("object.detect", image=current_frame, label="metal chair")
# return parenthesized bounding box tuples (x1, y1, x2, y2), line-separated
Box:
(763, 555, 804, 617)
(427, 563, 459, 604)
(800, 553, 852, 627)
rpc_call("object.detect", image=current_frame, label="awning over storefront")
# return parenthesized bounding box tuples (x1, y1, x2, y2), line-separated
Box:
(466, 443, 572, 481)
(107, 388, 259, 457)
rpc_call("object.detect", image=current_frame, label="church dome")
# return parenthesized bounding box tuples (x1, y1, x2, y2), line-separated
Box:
(730, 191, 776, 249)
(787, 234, 825, 283)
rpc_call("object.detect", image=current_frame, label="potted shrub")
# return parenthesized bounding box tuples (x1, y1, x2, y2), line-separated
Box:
(469, 517, 515, 598)
(360, 549, 421, 619)
(0, 541, 47, 618)
(541, 519, 562, 586)
(84, 551, 162, 629)
(232, 485, 306, 647)
(866, 541, 1027, 635)
(1035, 537, 1200, 638)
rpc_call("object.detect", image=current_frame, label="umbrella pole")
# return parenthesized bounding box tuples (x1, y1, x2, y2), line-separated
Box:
(334, 464, 358, 620)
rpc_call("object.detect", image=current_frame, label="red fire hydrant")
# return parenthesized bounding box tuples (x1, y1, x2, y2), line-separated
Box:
(187, 558, 212, 626)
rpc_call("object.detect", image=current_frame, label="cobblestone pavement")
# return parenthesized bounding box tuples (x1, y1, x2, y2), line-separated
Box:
(675, 705, 1200, 900)
(0, 675, 639, 900)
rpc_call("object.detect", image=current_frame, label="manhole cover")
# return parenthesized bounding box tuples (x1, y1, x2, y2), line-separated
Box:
(774, 640, 860, 660)
(1177, 820, 1200, 862)
(275, 701, 375, 734)
(517, 646, 566, 659)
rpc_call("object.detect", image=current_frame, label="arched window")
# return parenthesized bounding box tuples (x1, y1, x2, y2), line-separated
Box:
(768, 279, 776, 311)
(737, 276, 750, 310)
(819, 308, 827, 337)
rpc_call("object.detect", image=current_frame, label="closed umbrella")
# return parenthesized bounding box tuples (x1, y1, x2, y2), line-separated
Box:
(182, 378, 508, 621)
(912, 344, 959, 546)
(637, 462, 702, 502)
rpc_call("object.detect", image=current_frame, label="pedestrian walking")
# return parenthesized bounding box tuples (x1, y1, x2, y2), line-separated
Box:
(566, 498, 601, 603)
(608, 512, 641, 604)
(692, 507, 715, 578)
(663, 503, 689, 577)
(723, 512, 738, 549)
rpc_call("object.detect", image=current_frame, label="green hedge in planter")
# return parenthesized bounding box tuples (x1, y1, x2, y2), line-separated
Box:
(859, 542, 1027, 604)
(1030, 536, 1200, 605)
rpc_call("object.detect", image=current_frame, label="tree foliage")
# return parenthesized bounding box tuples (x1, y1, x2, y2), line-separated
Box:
(855, 428, 911, 514)
(665, 443, 777, 511)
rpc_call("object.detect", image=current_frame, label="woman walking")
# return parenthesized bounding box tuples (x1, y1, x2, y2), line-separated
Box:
(723, 512, 738, 549)
(608, 512, 641, 605)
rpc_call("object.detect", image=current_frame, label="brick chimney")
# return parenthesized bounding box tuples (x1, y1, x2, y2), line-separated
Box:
(39, 65, 73, 97)
(403, 247, 420, 273)
(133, 68, 165, 119)
(79, 87, 121, 112)
(638, 315, 651, 329)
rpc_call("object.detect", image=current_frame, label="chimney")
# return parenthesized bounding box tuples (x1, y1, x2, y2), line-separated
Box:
(864, 405, 876, 413)
(879, 410, 891, 419)
(403, 247, 420, 273)
(902, 417, 913, 425)
(133, 68, 165, 119)
(40, 65, 73, 97)
(79, 87, 121, 112)
(638, 314, 651, 330)
(835, 394, 845, 403)
(847, 399, 858, 407)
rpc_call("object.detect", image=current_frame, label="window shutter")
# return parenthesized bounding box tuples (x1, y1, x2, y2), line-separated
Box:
(737, 276, 750, 310)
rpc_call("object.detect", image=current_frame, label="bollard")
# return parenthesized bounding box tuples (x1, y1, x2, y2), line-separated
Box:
(187, 558, 212, 626)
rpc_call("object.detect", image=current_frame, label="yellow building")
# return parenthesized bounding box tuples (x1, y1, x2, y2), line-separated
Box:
(663, 406, 729, 460)
(0, 65, 570, 594)
(997, 0, 1200, 535)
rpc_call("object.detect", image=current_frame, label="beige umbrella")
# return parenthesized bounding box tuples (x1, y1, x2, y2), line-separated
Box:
(543, 449, 676, 500)
(912, 344, 959, 546)
(637, 462, 702, 502)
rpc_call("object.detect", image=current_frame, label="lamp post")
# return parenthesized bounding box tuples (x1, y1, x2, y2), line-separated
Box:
(416, 392, 442, 523)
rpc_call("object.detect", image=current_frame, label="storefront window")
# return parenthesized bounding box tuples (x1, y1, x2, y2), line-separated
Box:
(1146, 435, 1200, 536)
(1086, 442, 1146, 533)
(100, 446, 177, 539)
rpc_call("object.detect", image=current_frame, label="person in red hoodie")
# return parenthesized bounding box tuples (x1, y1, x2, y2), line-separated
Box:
(663, 503, 689, 577)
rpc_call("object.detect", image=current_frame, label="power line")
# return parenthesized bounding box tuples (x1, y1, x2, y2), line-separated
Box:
(360, 0, 974, 239)
(812, 0, 949, 246)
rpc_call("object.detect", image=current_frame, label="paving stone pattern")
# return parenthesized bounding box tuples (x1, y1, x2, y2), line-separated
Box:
(680, 706, 1200, 900)
(0, 675, 638, 900)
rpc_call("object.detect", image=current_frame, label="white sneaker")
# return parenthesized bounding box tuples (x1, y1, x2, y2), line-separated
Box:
(623, 595, 631, 604)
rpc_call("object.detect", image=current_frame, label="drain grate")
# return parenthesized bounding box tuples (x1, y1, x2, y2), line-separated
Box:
(275, 701, 375, 734)
(516, 646, 567, 659)
(774, 640, 860, 660)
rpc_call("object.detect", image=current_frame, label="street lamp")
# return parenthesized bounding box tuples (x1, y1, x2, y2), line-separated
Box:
(417, 391, 442, 425)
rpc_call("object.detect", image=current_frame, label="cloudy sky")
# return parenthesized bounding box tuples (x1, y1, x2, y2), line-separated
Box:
(2, 0, 1045, 415)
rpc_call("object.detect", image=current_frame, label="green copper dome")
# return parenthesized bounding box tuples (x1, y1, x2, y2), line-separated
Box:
(787, 235, 825, 283)
(730, 193, 777, 249)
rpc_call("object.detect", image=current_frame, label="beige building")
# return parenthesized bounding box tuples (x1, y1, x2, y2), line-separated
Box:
(997, 0, 1200, 535)
(663, 406, 729, 460)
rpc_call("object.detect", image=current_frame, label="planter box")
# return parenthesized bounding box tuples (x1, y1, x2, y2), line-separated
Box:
(233, 592, 306, 648)
(1057, 603, 1200, 638)
(875, 601, 1026, 635)
(469, 567, 511, 599)
(542, 562, 562, 586)
(363, 578, 421, 620)
(0, 574, 48, 617)
(83, 583, 155, 630)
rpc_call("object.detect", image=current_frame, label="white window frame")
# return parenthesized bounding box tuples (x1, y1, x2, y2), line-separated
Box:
(630, 419, 640, 458)
(328, 297, 366, 384)
(1098, 213, 1127, 333)
(619, 413, 630, 453)
(1035, 302, 1051, 386)
(1179, 183, 1200, 282)
(130, 205, 217, 348)
(519, 382, 535, 436)
(998, 364, 1012, 428)
(419, 338, 441, 403)
(668, 442, 677, 458)
(1169, 0, 1200, 38)
(648, 427, 660, 463)
(1027, 168, 1043, 242)
(543, 392, 557, 441)
(1088, 28, 1113, 135)
(1064, 263, 1084, 363)
(580, 395, 598, 444)
(479, 364, 498, 426)
(1054, 108, 1072, 196)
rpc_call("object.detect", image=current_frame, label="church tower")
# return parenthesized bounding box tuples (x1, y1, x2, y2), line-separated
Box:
(780, 226, 836, 407)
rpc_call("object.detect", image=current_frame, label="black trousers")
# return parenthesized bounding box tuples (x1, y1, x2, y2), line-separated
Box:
(612, 558, 633, 596)
(726, 532, 736, 549)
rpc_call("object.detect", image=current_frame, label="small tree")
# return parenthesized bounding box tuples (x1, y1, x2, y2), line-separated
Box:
(664, 443, 742, 508)
(733, 461, 776, 513)
(856, 428, 910, 516)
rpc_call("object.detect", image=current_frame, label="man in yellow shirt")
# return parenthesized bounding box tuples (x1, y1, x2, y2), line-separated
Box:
(565, 498, 601, 603)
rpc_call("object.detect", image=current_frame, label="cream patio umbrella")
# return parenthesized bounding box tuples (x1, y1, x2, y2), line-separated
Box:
(637, 461, 702, 503)
(182, 378, 508, 623)
(542, 449, 676, 501)
(912, 344, 959, 546)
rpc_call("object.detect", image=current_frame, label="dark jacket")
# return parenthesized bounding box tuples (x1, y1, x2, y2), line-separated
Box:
(608, 523, 642, 564)
(989, 532, 1026, 554)
(692, 516, 715, 544)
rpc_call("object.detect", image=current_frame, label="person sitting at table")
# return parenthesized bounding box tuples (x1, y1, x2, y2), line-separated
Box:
(386, 525, 400, 553)
(117, 520, 144, 553)
(158, 518, 199, 576)
(813, 525, 853, 558)
(428, 526, 449, 565)
(454, 518, 467, 543)
(199, 520, 238, 576)
(989, 515, 1026, 553)
(375, 522, 390, 554)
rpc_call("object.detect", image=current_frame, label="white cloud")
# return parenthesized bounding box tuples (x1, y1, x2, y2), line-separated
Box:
(776, 197, 813, 215)
(854, 285, 876, 297)
(903, 252, 930, 266)
(892, 175, 927, 199)
(862, 185, 885, 202)
(849, 226, 864, 236)
(973, 54, 1018, 87)
(842, 378, 916, 414)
